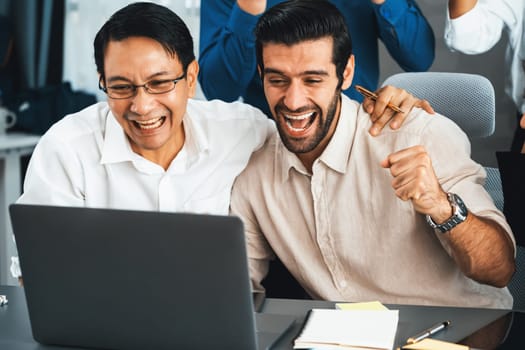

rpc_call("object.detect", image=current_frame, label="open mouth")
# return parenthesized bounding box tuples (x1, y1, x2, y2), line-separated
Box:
(133, 116, 166, 130)
(284, 112, 316, 132)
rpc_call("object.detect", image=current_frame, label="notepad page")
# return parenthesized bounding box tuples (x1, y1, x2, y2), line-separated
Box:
(294, 309, 399, 350)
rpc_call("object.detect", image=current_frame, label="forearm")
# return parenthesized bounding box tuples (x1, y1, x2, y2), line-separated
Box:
(198, 1, 260, 101)
(237, 0, 265, 15)
(376, 0, 435, 71)
(445, 213, 515, 287)
(448, 0, 478, 19)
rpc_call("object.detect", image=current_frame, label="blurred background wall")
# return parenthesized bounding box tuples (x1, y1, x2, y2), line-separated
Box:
(0, 0, 513, 166)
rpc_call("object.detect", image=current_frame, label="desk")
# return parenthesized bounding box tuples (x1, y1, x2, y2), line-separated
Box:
(0, 285, 523, 349)
(0, 133, 40, 286)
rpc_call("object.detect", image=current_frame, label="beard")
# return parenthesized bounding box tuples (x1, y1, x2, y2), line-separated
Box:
(274, 90, 340, 154)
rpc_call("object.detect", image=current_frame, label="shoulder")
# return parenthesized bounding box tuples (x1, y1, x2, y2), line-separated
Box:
(361, 107, 471, 158)
(395, 108, 467, 139)
(187, 98, 268, 121)
(42, 101, 109, 143)
(234, 131, 280, 183)
(187, 98, 274, 138)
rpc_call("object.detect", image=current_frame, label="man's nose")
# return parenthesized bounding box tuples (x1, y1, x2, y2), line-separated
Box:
(283, 81, 308, 111)
(129, 87, 156, 115)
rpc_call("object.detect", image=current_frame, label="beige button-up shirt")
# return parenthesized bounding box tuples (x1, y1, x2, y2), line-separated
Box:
(230, 95, 514, 309)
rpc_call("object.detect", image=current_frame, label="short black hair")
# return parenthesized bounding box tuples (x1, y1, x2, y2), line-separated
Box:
(255, 0, 352, 87)
(94, 2, 195, 79)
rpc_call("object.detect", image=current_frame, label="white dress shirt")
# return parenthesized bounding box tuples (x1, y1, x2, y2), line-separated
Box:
(18, 99, 273, 212)
(444, 0, 525, 113)
(11, 99, 274, 277)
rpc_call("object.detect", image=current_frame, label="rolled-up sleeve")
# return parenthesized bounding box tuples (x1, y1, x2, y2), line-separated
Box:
(444, 1, 515, 54)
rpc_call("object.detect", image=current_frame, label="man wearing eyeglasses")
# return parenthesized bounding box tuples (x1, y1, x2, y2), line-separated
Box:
(17, 3, 274, 213)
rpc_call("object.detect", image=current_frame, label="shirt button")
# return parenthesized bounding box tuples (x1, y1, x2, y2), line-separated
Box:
(340, 280, 347, 288)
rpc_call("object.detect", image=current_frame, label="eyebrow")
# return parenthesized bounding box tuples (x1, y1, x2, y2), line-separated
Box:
(106, 71, 173, 83)
(263, 68, 330, 77)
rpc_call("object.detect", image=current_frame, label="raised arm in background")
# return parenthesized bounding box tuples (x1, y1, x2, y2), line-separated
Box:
(198, 0, 434, 115)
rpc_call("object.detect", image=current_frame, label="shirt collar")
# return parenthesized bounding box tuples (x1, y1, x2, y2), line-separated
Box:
(278, 95, 359, 182)
(100, 110, 136, 165)
(182, 102, 210, 159)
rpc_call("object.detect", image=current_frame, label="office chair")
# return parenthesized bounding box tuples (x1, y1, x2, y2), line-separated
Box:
(382, 72, 524, 310)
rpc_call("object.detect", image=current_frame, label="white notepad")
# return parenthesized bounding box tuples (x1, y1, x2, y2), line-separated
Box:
(294, 308, 399, 350)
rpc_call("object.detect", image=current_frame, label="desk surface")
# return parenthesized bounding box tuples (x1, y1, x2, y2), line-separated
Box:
(0, 285, 522, 349)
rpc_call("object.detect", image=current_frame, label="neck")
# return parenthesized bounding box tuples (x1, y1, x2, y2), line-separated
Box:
(133, 128, 185, 171)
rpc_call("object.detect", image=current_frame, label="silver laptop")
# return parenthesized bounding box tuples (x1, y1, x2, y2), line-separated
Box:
(10, 204, 294, 350)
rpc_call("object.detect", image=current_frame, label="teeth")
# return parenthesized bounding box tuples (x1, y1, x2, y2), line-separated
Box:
(136, 117, 162, 125)
(135, 117, 164, 129)
(284, 112, 314, 120)
(287, 123, 308, 132)
(284, 111, 315, 132)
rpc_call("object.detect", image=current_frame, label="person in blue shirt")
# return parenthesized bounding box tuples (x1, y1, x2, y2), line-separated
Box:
(199, 0, 435, 117)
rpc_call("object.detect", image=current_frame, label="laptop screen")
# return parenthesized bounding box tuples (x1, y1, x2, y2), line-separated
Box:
(10, 204, 259, 349)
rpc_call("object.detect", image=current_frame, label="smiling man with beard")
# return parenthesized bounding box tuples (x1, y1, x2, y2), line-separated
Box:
(230, 0, 516, 308)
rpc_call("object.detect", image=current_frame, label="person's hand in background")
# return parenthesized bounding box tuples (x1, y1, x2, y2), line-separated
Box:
(237, 0, 266, 15)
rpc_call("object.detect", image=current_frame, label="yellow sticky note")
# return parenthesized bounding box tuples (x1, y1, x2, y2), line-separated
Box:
(335, 301, 389, 310)
(402, 338, 468, 350)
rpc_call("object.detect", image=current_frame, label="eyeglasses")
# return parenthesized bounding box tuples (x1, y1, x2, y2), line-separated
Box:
(98, 73, 186, 99)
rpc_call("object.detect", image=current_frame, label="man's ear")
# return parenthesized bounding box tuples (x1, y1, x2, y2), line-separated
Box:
(186, 60, 199, 98)
(340, 55, 355, 91)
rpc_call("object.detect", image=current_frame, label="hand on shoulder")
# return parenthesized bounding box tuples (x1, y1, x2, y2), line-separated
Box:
(362, 85, 434, 136)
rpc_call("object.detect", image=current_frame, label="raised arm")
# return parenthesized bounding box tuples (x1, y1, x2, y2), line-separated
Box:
(448, 0, 477, 18)
(444, 0, 515, 54)
(372, 0, 435, 72)
(381, 118, 515, 287)
(198, 0, 264, 103)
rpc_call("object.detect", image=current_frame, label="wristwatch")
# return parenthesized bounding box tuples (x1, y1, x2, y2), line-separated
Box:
(425, 193, 468, 233)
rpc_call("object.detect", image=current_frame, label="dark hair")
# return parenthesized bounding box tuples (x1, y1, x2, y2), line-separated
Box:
(94, 2, 195, 79)
(255, 0, 352, 87)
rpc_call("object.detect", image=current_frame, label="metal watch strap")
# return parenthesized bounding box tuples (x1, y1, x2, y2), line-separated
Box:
(425, 193, 468, 233)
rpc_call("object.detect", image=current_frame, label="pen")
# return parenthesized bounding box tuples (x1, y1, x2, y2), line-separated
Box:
(406, 320, 451, 344)
(355, 85, 405, 114)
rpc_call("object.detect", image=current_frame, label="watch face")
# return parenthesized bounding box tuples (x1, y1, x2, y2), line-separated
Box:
(451, 193, 468, 217)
